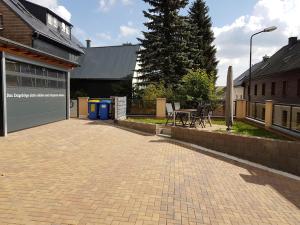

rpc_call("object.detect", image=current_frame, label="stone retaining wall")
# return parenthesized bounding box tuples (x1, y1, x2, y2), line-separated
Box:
(115, 120, 157, 135)
(171, 127, 300, 176)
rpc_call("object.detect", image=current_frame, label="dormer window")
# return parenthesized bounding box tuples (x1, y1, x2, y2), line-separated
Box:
(53, 17, 58, 28)
(47, 13, 71, 36)
(0, 15, 3, 30)
(65, 26, 70, 35)
(47, 13, 52, 26)
(61, 22, 66, 32)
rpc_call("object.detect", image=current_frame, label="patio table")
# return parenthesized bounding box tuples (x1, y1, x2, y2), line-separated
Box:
(173, 109, 197, 126)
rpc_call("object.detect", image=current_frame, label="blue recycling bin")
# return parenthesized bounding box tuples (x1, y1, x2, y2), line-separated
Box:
(88, 100, 100, 120)
(98, 100, 112, 120)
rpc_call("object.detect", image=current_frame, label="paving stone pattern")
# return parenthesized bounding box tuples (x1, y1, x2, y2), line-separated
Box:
(0, 119, 299, 225)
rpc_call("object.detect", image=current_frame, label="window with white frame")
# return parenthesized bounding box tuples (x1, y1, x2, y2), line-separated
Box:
(53, 17, 58, 28)
(47, 13, 53, 26)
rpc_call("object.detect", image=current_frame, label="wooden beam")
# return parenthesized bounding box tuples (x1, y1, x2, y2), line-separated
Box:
(0, 46, 74, 69)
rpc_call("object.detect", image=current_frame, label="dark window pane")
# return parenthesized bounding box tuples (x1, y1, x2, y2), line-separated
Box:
(282, 110, 288, 127)
(271, 82, 276, 96)
(35, 67, 45, 76)
(254, 84, 257, 96)
(48, 80, 57, 89)
(57, 72, 66, 80)
(36, 78, 46, 88)
(30, 65, 36, 75)
(0, 15, 3, 28)
(22, 77, 34, 87)
(6, 61, 20, 72)
(58, 81, 65, 89)
(297, 112, 300, 131)
(48, 70, 58, 78)
(262, 83, 265, 96)
(20, 63, 30, 74)
(297, 79, 300, 96)
(282, 81, 287, 97)
(6, 75, 18, 87)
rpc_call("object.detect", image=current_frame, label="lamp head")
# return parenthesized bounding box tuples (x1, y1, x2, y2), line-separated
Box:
(263, 26, 277, 32)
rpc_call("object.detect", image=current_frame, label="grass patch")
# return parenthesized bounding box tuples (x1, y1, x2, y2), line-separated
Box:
(127, 117, 286, 140)
(212, 119, 285, 140)
(127, 117, 167, 125)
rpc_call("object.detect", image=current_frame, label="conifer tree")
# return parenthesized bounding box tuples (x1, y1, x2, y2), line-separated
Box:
(137, 0, 191, 87)
(188, 0, 218, 83)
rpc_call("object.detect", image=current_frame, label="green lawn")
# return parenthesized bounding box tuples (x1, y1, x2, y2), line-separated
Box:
(127, 117, 286, 140)
(128, 117, 167, 125)
(212, 119, 285, 140)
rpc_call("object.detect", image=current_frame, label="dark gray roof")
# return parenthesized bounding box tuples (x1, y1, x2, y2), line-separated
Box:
(3, 0, 84, 54)
(234, 39, 300, 86)
(253, 40, 300, 78)
(234, 61, 266, 86)
(71, 45, 140, 80)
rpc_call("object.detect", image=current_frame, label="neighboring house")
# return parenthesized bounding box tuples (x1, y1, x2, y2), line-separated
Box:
(0, 0, 84, 136)
(233, 57, 269, 100)
(71, 42, 140, 98)
(235, 37, 300, 133)
(237, 37, 300, 104)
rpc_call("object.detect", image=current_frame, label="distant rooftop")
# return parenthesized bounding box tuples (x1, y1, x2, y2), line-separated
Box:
(234, 37, 300, 86)
(71, 44, 140, 80)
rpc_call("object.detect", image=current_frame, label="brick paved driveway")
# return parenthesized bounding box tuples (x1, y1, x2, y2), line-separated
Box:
(0, 119, 299, 225)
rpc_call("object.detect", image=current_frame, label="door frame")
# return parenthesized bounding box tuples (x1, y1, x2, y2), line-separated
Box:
(3, 53, 70, 135)
(0, 51, 7, 136)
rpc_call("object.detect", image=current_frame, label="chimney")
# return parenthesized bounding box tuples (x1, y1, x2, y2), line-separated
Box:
(86, 39, 91, 48)
(288, 37, 297, 46)
(263, 55, 270, 62)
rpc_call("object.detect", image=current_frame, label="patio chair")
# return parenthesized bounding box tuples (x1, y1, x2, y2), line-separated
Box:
(165, 103, 174, 126)
(174, 102, 181, 110)
(203, 104, 213, 127)
(190, 104, 206, 128)
(173, 102, 188, 126)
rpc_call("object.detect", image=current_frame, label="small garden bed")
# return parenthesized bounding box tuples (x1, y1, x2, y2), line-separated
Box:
(127, 117, 286, 140)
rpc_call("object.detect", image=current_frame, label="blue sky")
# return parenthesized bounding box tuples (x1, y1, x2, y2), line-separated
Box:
(61, 0, 256, 47)
(30, 0, 300, 85)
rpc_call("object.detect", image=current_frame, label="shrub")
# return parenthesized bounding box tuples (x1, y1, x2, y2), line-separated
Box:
(179, 69, 215, 102)
(141, 83, 174, 101)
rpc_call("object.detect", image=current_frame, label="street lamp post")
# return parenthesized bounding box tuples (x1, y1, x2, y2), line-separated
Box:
(248, 26, 277, 116)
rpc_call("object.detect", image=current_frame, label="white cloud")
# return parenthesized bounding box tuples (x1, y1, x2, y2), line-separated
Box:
(99, 0, 133, 12)
(96, 32, 112, 40)
(119, 24, 140, 38)
(27, 0, 71, 21)
(215, 0, 300, 86)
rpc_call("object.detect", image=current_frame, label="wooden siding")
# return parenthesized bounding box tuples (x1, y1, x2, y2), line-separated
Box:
(0, 1, 33, 46)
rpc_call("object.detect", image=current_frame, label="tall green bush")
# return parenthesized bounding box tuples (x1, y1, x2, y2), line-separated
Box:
(141, 83, 174, 101)
(179, 69, 215, 102)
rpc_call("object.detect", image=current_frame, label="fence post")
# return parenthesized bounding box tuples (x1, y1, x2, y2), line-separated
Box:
(78, 97, 89, 118)
(156, 98, 166, 118)
(265, 100, 273, 128)
(236, 99, 246, 119)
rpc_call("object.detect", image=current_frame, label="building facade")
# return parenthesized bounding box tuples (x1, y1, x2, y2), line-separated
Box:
(71, 43, 140, 98)
(0, 0, 83, 136)
(234, 37, 300, 133)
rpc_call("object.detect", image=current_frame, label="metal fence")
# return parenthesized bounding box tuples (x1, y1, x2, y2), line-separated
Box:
(126, 99, 236, 117)
(127, 99, 156, 115)
(272, 103, 300, 133)
(247, 102, 266, 122)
